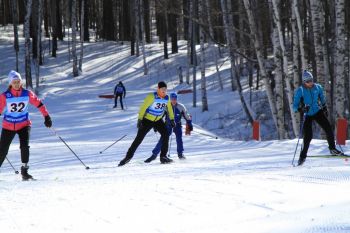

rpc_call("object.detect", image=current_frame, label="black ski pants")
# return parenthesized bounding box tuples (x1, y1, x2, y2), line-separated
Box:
(114, 93, 124, 109)
(0, 126, 31, 167)
(126, 119, 169, 160)
(300, 110, 335, 158)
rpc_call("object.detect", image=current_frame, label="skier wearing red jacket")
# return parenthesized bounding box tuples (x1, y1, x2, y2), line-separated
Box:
(0, 71, 52, 180)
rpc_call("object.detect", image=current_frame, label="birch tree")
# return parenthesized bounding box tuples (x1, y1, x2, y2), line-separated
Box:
(292, 0, 307, 70)
(36, 0, 43, 89)
(140, 0, 148, 75)
(192, 0, 198, 107)
(310, 0, 325, 85)
(271, 0, 298, 137)
(11, 0, 19, 71)
(271, 16, 285, 139)
(205, 0, 223, 91)
(79, 0, 84, 72)
(186, 0, 192, 84)
(199, 0, 208, 112)
(220, 0, 237, 91)
(24, 0, 33, 88)
(291, 1, 301, 128)
(71, 0, 79, 77)
(134, 0, 140, 56)
(243, 0, 278, 131)
(335, 0, 346, 118)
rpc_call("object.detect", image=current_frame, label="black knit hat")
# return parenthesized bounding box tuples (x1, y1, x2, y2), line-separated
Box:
(158, 81, 167, 89)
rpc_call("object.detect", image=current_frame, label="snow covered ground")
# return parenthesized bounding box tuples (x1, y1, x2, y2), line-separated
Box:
(1, 27, 350, 233)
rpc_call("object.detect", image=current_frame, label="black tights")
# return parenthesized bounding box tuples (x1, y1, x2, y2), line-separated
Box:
(0, 126, 31, 167)
(126, 119, 169, 159)
(300, 111, 335, 158)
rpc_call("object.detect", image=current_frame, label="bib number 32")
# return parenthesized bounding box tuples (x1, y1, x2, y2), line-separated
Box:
(10, 102, 26, 112)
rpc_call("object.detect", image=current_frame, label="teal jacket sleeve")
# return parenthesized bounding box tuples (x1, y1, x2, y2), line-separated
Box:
(293, 87, 302, 113)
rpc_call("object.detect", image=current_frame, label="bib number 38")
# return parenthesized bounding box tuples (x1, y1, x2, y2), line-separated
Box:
(155, 103, 166, 110)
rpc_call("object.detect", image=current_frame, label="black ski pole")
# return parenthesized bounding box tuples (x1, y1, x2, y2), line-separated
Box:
(292, 113, 307, 166)
(50, 128, 90, 169)
(5, 157, 19, 174)
(99, 134, 127, 154)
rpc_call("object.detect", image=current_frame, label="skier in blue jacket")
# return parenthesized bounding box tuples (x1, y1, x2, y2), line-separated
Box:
(293, 70, 343, 166)
(145, 93, 193, 163)
(113, 81, 126, 109)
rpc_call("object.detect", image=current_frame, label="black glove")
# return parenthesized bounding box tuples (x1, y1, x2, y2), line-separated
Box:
(298, 105, 310, 113)
(170, 120, 176, 128)
(187, 123, 193, 131)
(44, 115, 52, 128)
(137, 119, 143, 129)
(322, 104, 328, 117)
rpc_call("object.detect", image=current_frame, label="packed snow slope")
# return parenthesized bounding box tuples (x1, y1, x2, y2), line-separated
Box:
(1, 30, 350, 233)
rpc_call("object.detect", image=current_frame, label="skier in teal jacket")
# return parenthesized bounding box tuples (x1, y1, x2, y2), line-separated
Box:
(293, 70, 343, 166)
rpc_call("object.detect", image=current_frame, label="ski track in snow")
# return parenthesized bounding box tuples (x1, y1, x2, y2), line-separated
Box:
(1, 30, 350, 233)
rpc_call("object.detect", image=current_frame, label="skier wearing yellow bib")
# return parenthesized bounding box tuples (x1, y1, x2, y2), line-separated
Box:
(118, 81, 175, 166)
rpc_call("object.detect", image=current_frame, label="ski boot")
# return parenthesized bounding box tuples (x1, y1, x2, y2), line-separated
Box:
(297, 151, 307, 166)
(178, 154, 186, 160)
(297, 157, 306, 166)
(160, 156, 173, 164)
(144, 154, 157, 163)
(21, 166, 34, 181)
(118, 155, 132, 167)
(330, 148, 344, 156)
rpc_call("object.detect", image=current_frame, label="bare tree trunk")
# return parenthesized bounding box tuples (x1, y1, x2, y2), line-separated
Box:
(186, 0, 191, 84)
(140, 0, 148, 75)
(271, 0, 298, 137)
(135, 0, 140, 56)
(199, 0, 208, 112)
(271, 19, 285, 139)
(335, 0, 346, 118)
(97, 0, 103, 40)
(206, 0, 223, 91)
(163, 9, 169, 59)
(243, 0, 278, 131)
(112, 0, 118, 40)
(51, 0, 58, 57)
(192, 0, 198, 107)
(310, 0, 325, 85)
(24, 0, 33, 88)
(36, 0, 43, 89)
(72, 0, 79, 77)
(292, 0, 307, 70)
(79, 0, 84, 72)
(220, 0, 237, 91)
(291, 1, 301, 129)
(11, 0, 20, 71)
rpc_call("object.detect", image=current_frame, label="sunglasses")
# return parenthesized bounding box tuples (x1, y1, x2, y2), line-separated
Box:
(305, 80, 313, 83)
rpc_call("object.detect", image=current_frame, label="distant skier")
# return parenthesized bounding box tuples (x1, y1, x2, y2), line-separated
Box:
(145, 93, 193, 163)
(0, 71, 52, 180)
(293, 70, 343, 166)
(118, 81, 175, 166)
(113, 81, 126, 109)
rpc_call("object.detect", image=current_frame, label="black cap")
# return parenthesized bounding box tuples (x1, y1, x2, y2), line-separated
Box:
(158, 81, 167, 89)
